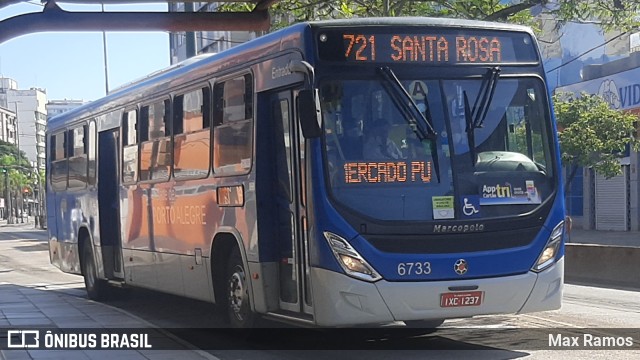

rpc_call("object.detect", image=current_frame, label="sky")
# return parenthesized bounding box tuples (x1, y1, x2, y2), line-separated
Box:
(0, 1, 170, 102)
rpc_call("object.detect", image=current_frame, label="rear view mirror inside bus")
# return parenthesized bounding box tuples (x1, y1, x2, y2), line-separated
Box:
(298, 89, 322, 138)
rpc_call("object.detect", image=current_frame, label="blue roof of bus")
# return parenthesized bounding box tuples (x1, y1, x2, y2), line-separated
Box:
(47, 17, 534, 131)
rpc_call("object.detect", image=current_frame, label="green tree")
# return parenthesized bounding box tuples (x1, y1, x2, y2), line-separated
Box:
(222, 0, 640, 32)
(0, 154, 16, 198)
(0, 147, 33, 222)
(0, 140, 30, 169)
(553, 92, 639, 189)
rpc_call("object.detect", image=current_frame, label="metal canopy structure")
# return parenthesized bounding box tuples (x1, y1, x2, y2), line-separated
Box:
(0, 0, 278, 44)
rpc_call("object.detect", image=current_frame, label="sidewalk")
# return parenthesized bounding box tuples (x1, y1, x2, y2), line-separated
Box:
(0, 217, 43, 230)
(0, 284, 217, 360)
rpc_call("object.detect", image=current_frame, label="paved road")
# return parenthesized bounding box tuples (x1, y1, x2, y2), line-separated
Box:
(0, 225, 638, 359)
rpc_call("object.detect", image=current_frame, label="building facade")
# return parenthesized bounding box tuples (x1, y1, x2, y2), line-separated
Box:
(46, 99, 85, 119)
(533, 8, 640, 231)
(556, 53, 640, 231)
(0, 78, 47, 170)
(168, 2, 259, 64)
(0, 106, 17, 145)
(0, 77, 18, 107)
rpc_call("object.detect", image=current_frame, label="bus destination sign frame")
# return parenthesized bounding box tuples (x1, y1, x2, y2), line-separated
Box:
(316, 27, 539, 65)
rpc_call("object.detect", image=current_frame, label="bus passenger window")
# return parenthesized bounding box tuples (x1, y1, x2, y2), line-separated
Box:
(140, 100, 171, 182)
(87, 121, 96, 186)
(68, 126, 88, 189)
(122, 110, 138, 184)
(173, 87, 211, 179)
(50, 132, 68, 191)
(213, 74, 253, 176)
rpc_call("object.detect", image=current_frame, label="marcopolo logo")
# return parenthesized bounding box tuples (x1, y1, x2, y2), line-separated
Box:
(433, 223, 485, 233)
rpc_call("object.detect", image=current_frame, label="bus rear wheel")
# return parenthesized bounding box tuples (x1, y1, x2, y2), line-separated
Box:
(82, 243, 108, 300)
(227, 247, 255, 328)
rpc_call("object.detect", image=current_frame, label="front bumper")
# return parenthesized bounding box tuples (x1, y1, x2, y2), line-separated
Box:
(310, 257, 563, 326)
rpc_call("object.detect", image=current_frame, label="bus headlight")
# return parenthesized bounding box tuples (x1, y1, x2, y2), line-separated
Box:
(532, 221, 564, 272)
(323, 232, 382, 282)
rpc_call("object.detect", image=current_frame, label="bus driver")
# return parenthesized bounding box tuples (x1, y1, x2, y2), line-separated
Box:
(363, 122, 404, 160)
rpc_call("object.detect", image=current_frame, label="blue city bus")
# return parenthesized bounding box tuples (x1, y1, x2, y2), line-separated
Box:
(46, 17, 565, 328)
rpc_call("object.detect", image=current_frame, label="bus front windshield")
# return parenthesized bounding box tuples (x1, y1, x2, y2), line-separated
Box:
(320, 74, 555, 221)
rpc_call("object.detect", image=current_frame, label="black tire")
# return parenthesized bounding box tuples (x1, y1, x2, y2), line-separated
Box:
(82, 243, 108, 300)
(227, 247, 255, 328)
(404, 319, 445, 329)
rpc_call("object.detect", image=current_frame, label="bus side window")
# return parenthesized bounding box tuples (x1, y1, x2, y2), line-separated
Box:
(68, 125, 88, 189)
(50, 131, 68, 191)
(140, 99, 171, 182)
(122, 110, 138, 184)
(213, 74, 253, 176)
(173, 87, 211, 179)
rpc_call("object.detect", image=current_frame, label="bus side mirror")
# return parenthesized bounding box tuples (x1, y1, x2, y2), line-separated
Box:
(298, 89, 322, 139)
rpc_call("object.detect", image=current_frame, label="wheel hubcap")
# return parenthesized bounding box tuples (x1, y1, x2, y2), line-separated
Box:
(229, 267, 245, 319)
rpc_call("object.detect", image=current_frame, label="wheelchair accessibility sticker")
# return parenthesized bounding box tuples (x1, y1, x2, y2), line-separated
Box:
(460, 196, 481, 218)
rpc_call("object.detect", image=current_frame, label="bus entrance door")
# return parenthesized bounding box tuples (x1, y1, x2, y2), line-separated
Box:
(272, 90, 313, 316)
(97, 129, 124, 279)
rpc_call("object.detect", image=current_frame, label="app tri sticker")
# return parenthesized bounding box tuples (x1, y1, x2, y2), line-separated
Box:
(480, 180, 541, 205)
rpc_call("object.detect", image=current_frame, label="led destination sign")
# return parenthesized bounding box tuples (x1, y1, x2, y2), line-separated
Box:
(344, 161, 431, 184)
(317, 28, 538, 65)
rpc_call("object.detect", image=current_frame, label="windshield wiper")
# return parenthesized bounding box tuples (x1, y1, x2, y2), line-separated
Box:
(464, 66, 501, 165)
(377, 66, 440, 182)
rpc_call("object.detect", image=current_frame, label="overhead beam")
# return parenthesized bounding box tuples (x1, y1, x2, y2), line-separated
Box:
(0, 0, 250, 6)
(0, 0, 260, 9)
(0, 2, 270, 44)
(49, 0, 244, 3)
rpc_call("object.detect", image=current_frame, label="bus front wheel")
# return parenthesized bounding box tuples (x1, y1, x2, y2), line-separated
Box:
(227, 247, 255, 328)
(82, 243, 108, 300)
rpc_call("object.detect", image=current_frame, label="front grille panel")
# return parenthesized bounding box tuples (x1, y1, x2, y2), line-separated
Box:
(365, 226, 541, 253)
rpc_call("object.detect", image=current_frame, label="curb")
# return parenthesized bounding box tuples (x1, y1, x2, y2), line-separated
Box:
(565, 244, 640, 290)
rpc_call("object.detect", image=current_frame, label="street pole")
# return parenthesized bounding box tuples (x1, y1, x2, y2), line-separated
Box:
(32, 170, 39, 228)
(3, 170, 9, 222)
(185, 2, 197, 59)
(7, 101, 21, 224)
(102, 3, 110, 95)
(10, 101, 23, 224)
(37, 171, 43, 228)
(13, 191, 17, 224)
